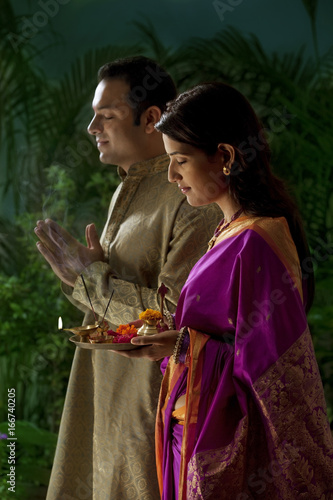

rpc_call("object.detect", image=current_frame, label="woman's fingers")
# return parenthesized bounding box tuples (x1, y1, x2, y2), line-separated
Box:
(128, 319, 143, 328)
(131, 333, 164, 345)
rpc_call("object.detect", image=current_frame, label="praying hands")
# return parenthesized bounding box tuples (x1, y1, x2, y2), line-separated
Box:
(34, 219, 105, 287)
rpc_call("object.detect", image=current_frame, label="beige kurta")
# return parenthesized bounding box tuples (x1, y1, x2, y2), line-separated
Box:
(46, 154, 222, 500)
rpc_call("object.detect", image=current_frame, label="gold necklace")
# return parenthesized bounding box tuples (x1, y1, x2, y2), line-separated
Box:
(208, 208, 243, 250)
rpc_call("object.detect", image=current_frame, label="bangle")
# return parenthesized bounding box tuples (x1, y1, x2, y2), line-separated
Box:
(173, 327, 188, 364)
(164, 310, 175, 330)
(178, 330, 190, 364)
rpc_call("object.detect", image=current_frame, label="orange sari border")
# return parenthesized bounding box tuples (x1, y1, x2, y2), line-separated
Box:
(178, 329, 209, 500)
(155, 358, 186, 495)
(213, 216, 303, 301)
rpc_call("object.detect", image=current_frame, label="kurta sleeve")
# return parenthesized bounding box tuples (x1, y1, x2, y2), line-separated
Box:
(62, 201, 220, 328)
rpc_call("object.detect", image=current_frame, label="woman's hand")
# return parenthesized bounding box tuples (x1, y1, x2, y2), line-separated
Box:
(128, 319, 143, 329)
(113, 330, 180, 361)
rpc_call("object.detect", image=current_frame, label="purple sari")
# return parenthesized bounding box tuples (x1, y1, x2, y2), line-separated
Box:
(156, 216, 333, 499)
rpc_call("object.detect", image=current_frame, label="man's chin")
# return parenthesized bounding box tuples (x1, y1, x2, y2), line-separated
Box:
(99, 153, 113, 165)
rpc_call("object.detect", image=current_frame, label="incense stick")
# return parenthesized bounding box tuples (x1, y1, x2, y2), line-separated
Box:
(80, 274, 98, 323)
(101, 289, 114, 324)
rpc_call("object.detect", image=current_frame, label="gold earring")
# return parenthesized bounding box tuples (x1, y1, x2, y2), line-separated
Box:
(223, 165, 231, 176)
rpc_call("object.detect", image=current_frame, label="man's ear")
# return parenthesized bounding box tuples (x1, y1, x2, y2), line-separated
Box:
(143, 106, 162, 134)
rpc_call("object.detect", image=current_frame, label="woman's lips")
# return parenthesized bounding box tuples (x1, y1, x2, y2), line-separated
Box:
(179, 186, 190, 194)
(97, 140, 108, 148)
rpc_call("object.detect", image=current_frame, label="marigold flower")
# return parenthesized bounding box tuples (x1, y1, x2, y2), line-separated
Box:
(116, 324, 138, 336)
(139, 309, 162, 321)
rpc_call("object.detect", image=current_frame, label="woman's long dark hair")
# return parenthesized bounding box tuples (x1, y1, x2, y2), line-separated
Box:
(156, 82, 314, 312)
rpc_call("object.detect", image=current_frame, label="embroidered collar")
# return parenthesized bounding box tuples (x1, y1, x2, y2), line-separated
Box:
(117, 154, 169, 181)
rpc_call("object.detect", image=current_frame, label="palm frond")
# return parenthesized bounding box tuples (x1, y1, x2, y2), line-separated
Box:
(133, 18, 170, 62)
(301, 0, 319, 61)
(181, 27, 316, 93)
(1, 43, 143, 217)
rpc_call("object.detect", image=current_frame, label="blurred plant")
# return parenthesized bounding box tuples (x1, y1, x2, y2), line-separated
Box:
(0, 233, 82, 430)
(301, 0, 320, 62)
(0, 0, 141, 219)
(0, 420, 57, 500)
(308, 258, 333, 424)
(0, 0, 46, 213)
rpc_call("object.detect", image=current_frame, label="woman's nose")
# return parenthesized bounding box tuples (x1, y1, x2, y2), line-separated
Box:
(168, 159, 182, 183)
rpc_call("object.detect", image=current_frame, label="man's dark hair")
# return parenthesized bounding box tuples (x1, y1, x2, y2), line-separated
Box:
(98, 56, 177, 125)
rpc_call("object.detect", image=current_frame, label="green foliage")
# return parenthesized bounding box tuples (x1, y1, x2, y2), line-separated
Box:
(0, 0, 141, 217)
(308, 261, 333, 423)
(0, 161, 121, 429)
(0, 421, 57, 500)
(0, 0, 41, 213)
(301, 0, 319, 60)
(0, 155, 121, 490)
(0, 242, 82, 430)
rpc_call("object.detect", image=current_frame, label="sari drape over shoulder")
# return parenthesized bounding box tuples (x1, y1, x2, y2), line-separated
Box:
(156, 216, 333, 500)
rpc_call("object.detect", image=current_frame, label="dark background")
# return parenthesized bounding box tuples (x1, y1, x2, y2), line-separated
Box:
(0, 1, 332, 498)
(11, 0, 333, 76)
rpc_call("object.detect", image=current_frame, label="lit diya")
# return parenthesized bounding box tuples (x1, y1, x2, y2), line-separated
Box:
(63, 323, 99, 337)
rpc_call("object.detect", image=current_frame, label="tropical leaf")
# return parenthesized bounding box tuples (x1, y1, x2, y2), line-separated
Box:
(133, 18, 170, 62)
(301, 0, 318, 22)
(132, 19, 195, 90)
(301, 0, 319, 61)
(180, 26, 316, 96)
(2, 41, 143, 218)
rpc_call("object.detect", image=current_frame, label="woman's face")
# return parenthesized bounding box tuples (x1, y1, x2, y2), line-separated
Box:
(163, 135, 229, 207)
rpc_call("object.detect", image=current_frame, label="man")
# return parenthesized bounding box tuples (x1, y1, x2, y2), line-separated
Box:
(35, 56, 222, 500)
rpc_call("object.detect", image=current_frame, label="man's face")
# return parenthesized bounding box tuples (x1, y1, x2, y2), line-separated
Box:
(87, 78, 146, 170)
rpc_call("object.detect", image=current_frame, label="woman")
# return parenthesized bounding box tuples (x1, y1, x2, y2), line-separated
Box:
(125, 82, 333, 499)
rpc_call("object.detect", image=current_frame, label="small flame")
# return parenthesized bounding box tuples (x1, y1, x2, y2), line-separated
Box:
(58, 317, 63, 330)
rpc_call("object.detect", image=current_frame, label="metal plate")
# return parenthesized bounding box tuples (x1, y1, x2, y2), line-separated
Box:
(69, 335, 140, 350)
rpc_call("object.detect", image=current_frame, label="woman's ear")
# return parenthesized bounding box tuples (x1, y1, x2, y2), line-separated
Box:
(217, 143, 235, 166)
(143, 106, 162, 133)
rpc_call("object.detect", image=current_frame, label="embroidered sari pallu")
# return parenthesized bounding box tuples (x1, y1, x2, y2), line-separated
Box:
(156, 217, 333, 499)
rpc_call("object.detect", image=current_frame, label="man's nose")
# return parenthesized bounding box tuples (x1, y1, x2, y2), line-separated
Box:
(87, 116, 101, 135)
